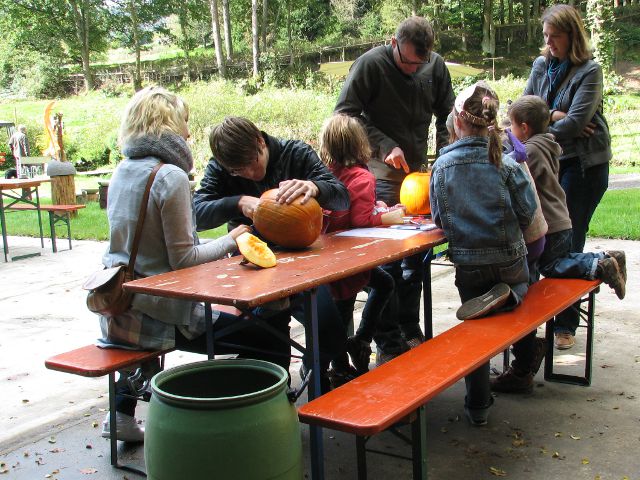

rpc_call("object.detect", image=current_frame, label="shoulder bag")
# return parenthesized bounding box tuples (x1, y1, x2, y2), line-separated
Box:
(83, 163, 162, 317)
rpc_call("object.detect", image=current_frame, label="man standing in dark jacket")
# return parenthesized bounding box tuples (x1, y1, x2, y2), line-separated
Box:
(194, 116, 350, 390)
(334, 16, 454, 358)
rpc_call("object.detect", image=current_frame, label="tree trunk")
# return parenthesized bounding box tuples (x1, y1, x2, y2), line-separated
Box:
(523, 0, 532, 46)
(460, 0, 467, 51)
(482, 0, 495, 55)
(262, 0, 268, 51)
(586, 0, 616, 73)
(178, 13, 194, 78)
(222, 0, 232, 61)
(499, 0, 505, 24)
(532, 0, 540, 42)
(252, 0, 259, 77)
(69, 0, 94, 90)
(209, 0, 226, 77)
(128, 0, 142, 91)
(287, 0, 293, 65)
(508, 0, 513, 23)
(412, 0, 418, 16)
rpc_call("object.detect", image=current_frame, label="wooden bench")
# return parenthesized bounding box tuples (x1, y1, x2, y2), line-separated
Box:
(9, 204, 85, 252)
(45, 344, 173, 475)
(298, 278, 601, 479)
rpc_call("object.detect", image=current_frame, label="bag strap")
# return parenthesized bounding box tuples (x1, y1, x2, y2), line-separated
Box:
(127, 163, 163, 276)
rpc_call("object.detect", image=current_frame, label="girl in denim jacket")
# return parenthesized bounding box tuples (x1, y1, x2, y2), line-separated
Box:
(430, 81, 538, 426)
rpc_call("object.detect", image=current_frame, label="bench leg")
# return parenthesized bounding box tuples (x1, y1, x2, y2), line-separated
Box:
(48, 212, 57, 253)
(544, 290, 596, 386)
(356, 436, 368, 480)
(108, 372, 118, 467)
(411, 405, 427, 480)
(422, 249, 435, 340)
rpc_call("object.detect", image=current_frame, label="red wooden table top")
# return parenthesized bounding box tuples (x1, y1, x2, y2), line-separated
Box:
(124, 229, 446, 309)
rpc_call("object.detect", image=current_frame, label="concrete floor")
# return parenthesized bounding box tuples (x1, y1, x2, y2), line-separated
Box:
(0, 235, 638, 479)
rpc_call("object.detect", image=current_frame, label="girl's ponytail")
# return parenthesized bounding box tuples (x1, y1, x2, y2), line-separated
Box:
(481, 94, 503, 168)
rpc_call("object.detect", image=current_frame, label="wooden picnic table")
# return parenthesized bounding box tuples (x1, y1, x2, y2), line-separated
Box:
(0, 178, 49, 261)
(124, 228, 447, 480)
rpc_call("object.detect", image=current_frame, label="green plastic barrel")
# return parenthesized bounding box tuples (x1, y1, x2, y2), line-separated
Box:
(145, 359, 302, 480)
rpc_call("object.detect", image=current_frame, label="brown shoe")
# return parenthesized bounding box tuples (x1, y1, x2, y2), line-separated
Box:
(554, 332, 575, 350)
(606, 250, 626, 282)
(596, 256, 625, 300)
(490, 367, 534, 394)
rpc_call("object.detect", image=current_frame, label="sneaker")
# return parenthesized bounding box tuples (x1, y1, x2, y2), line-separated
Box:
(606, 250, 626, 282)
(530, 337, 548, 374)
(375, 348, 400, 367)
(101, 412, 145, 443)
(456, 283, 511, 320)
(464, 396, 494, 426)
(345, 336, 372, 375)
(596, 256, 625, 300)
(327, 365, 358, 389)
(554, 332, 575, 350)
(490, 367, 534, 394)
(405, 332, 426, 349)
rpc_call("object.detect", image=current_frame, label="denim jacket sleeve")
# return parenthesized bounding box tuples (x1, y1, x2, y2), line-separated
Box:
(506, 161, 537, 230)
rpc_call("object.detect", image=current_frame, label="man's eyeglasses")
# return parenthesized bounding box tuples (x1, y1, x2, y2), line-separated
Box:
(227, 142, 260, 176)
(397, 42, 431, 65)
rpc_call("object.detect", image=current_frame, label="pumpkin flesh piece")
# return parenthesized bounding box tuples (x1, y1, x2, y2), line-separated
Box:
(236, 232, 277, 268)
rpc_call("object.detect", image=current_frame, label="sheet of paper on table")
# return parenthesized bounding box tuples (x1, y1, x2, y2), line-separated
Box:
(335, 227, 425, 239)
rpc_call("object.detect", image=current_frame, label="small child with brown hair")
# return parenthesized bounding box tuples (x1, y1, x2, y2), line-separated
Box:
(319, 114, 410, 383)
(491, 95, 626, 393)
(430, 81, 539, 425)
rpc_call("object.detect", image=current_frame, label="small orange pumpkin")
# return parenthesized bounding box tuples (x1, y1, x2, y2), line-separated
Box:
(253, 189, 323, 249)
(400, 168, 431, 215)
(236, 232, 277, 268)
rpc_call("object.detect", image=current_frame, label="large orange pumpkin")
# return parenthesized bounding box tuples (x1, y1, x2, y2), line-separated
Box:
(253, 189, 323, 248)
(400, 170, 431, 215)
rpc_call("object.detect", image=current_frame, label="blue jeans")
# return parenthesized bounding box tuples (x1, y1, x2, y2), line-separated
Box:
(539, 229, 604, 335)
(376, 179, 425, 343)
(455, 257, 529, 408)
(560, 160, 609, 253)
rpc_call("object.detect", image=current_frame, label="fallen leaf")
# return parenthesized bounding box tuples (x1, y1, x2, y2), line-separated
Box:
(554, 432, 562, 437)
(84, 413, 91, 417)
(0, 468, 7, 475)
(80, 468, 98, 474)
(489, 466, 507, 476)
(582, 458, 589, 465)
(627, 395, 635, 400)
(599, 364, 611, 369)
(91, 421, 98, 428)
(35, 458, 45, 465)
(595, 476, 601, 480)
(22, 399, 29, 403)
(552, 452, 560, 458)
(49, 448, 65, 453)
(45, 475, 52, 479)
(570, 435, 581, 440)
(86, 444, 92, 449)
(586, 398, 596, 402)
(440, 427, 448, 433)
(512, 439, 526, 447)
(48, 436, 56, 444)
(23, 451, 29, 457)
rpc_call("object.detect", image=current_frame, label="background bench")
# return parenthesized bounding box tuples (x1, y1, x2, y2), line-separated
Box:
(9, 204, 85, 252)
(298, 278, 601, 479)
(19, 156, 52, 178)
(45, 344, 173, 475)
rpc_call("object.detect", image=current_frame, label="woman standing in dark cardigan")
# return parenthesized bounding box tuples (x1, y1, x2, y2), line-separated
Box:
(523, 4, 612, 350)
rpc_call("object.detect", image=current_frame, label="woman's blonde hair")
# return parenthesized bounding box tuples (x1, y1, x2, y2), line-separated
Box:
(541, 4, 592, 65)
(319, 114, 371, 168)
(455, 81, 503, 167)
(119, 86, 189, 146)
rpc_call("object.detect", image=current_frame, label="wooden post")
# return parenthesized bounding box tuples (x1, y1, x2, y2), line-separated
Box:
(50, 113, 78, 217)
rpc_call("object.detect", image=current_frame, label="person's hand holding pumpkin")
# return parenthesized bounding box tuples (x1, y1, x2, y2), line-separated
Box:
(381, 206, 406, 225)
(229, 224, 251, 240)
(238, 195, 259, 219)
(275, 179, 319, 205)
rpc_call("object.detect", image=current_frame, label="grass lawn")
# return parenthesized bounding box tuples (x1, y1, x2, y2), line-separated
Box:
(2, 181, 638, 242)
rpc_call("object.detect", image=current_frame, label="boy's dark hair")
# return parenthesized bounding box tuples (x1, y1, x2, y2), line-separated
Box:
(209, 116, 262, 168)
(395, 16, 434, 59)
(509, 95, 550, 135)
